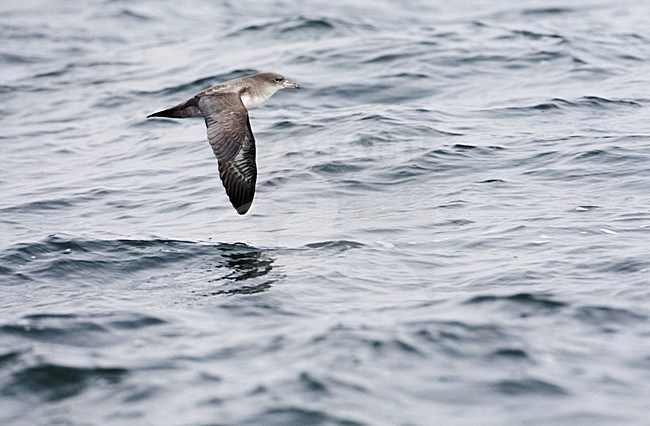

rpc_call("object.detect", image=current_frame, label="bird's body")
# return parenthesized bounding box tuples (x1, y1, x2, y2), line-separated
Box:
(147, 72, 299, 215)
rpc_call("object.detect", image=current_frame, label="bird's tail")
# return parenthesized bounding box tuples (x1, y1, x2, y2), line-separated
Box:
(147, 97, 201, 119)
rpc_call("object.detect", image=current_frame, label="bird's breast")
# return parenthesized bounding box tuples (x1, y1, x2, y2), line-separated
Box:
(240, 91, 265, 110)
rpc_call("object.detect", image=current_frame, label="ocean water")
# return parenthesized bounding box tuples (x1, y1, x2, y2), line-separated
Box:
(1, 0, 650, 423)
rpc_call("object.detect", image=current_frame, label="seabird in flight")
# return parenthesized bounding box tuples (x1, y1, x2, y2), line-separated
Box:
(147, 72, 300, 215)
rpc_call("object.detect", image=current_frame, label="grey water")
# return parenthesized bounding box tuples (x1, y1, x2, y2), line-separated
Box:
(1, 0, 650, 424)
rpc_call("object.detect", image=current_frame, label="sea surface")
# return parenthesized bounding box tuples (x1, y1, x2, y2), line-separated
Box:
(1, 0, 650, 424)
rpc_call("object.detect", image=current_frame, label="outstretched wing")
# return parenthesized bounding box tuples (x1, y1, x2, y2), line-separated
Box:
(198, 93, 257, 215)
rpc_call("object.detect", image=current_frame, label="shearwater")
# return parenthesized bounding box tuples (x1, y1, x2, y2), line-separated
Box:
(148, 72, 300, 215)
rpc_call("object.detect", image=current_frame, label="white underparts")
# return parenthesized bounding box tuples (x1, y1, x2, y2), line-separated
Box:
(240, 86, 281, 110)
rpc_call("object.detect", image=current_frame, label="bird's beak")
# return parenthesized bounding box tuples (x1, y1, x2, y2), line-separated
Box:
(282, 80, 299, 89)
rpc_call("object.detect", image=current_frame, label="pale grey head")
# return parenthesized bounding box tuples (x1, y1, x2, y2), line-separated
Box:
(239, 72, 299, 109)
(255, 72, 300, 89)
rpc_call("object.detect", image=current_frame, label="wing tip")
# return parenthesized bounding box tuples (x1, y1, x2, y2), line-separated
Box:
(235, 201, 253, 215)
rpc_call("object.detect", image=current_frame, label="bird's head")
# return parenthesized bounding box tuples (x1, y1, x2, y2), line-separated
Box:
(241, 72, 300, 110)
(265, 72, 299, 90)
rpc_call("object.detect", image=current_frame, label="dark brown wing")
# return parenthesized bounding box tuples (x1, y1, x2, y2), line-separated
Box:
(198, 93, 257, 215)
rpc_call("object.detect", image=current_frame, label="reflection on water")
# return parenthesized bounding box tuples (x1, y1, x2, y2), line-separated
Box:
(205, 243, 277, 296)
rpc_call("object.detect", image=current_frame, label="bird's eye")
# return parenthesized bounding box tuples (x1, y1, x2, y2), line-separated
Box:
(275, 77, 283, 82)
